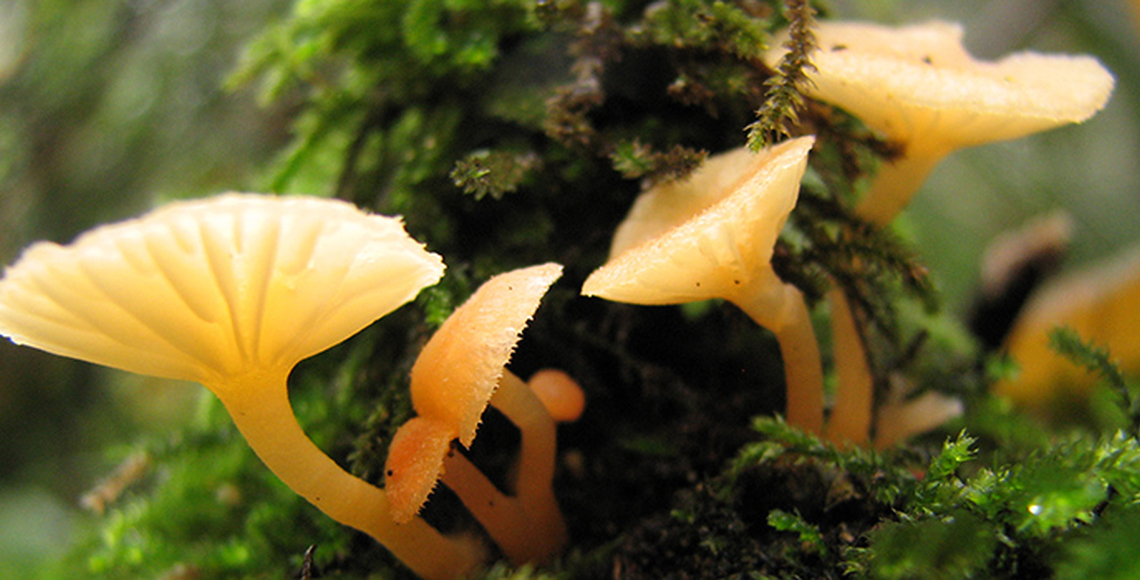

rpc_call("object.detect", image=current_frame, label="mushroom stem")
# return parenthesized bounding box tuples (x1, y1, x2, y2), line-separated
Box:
(441, 452, 531, 559)
(824, 288, 874, 446)
(440, 370, 567, 565)
(873, 390, 963, 449)
(213, 369, 485, 580)
(492, 371, 567, 558)
(734, 282, 824, 435)
(854, 153, 944, 226)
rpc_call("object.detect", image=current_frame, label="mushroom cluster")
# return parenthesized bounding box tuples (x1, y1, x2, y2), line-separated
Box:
(385, 263, 583, 566)
(0, 193, 485, 580)
(763, 19, 1114, 446)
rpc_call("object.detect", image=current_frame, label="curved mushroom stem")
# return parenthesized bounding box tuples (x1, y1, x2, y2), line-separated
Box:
(441, 370, 568, 565)
(824, 288, 875, 446)
(855, 153, 945, 226)
(213, 368, 486, 580)
(441, 451, 532, 560)
(735, 282, 825, 435)
(493, 371, 567, 560)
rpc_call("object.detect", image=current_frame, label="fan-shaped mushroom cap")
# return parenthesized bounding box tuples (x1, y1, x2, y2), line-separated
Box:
(410, 263, 563, 447)
(582, 136, 814, 308)
(0, 193, 445, 390)
(767, 21, 1114, 158)
(608, 147, 759, 258)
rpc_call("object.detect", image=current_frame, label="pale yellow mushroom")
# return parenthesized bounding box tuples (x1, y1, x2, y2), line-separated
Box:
(582, 136, 825, 435)
(0, 193, 485, 580)
(384, 263, 577, 565)
(765, 21, 1111, 445)
(766, 20, 1114, 225)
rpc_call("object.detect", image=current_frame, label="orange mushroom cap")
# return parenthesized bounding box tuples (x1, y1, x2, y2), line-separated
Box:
(996, 244, 1140, 415)
(410, 263, 563, 448)
(388, 263, 564, 523)
(528, 368, 586, 423)
(385, 416, 456, 523)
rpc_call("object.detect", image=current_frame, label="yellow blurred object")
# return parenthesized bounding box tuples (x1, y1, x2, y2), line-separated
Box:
(995, 245, 1140, 417)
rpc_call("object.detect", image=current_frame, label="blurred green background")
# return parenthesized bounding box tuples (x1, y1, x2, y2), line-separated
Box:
(0, 0, 1137, 576)
(0, 0, 289, 575)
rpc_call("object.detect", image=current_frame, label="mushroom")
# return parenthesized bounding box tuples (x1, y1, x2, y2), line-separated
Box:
(384, 263, 581, 565)
(0, 193, 485, 580)
(581, 136, 824, 434)
(765, 20, 1115, 225)
(765, 20, 1111, 445)
(995, 244, 1140, 420)
(824, 286, 966, 448)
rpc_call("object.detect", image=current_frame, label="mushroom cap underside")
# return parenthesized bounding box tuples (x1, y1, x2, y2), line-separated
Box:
(769, 21, 1114, 154)
(0, 193, 445, 385)
(410, 263, 563, 447)
(582, 136, 814, 305)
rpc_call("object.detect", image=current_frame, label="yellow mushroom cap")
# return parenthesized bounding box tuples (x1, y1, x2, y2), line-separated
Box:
(410, 263, 563, 447)
(581, 136, 814, 305)
(767, 21, 1114, 157)
(0, 193, 445, 388)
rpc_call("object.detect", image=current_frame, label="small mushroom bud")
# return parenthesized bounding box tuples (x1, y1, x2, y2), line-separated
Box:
(528, 369, 586, 423)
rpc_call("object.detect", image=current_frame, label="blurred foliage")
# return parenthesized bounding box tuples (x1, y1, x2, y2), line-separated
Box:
(1, 0, 1139, 579)
(0, 0, 289, 576)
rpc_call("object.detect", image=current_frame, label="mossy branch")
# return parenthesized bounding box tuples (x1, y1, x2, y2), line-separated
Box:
(1050, 328, 1140, 437)
(746, 0, 816, 150)
(632, 0, 767, 59)
(451, 150, 541, 200)
(779, 189, 935, 343)
(609, 141, 708, 186)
